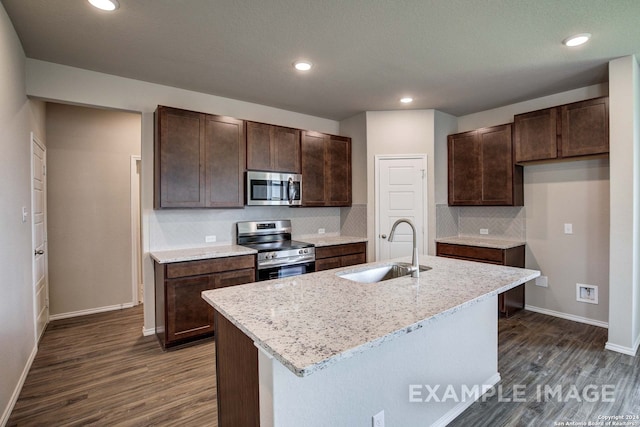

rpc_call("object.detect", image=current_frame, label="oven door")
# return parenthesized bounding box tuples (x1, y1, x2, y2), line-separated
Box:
(246, 171, 302, 206)
(257, 261, 315, 281)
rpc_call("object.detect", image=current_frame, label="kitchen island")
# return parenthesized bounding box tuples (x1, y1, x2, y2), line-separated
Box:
(202, 255, 539, 427)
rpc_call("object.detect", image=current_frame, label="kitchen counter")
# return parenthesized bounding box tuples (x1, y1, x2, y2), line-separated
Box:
(202, 254, 539, 377)
(436, 236, 526, 249)
(296, 235, 368, 247)
(149, 244, 256, 264)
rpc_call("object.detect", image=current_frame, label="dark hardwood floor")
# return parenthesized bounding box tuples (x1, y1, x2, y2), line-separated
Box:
(7, 305, 216, 426)
(450, 310, 640, 427)
(7, 305, 639, 426)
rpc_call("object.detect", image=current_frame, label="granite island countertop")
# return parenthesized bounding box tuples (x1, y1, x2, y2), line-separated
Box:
(436, 236, 526, 250)
(202, 255, 539, 377)
(150, 245, 257, 264)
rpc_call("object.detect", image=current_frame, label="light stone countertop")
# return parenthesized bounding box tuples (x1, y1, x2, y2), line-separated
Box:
(150, 245, 257, 264)
(202, 255, 539, 377)
(297, 235, 368, 247)
(436, 236, 526, 250)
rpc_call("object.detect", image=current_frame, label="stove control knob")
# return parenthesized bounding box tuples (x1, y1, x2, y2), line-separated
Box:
(298, 249, 303, 255)
(303, 249, 308, 254)
(270, 252, 277, 259)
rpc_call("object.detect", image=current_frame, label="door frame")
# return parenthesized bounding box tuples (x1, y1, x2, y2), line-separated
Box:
(130, 155, 142, 305)
(31, 132, 48, 342)
(374, 154, 428, 261)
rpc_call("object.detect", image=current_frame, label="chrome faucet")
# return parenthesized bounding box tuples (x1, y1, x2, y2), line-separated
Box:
(388, 218, 420, 278)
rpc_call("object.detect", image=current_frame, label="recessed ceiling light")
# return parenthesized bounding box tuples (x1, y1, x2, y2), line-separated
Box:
(294, 61, 312, 71)
(400, 97, 413, 104)
(88, 0, 119, 11)
(563, 33, 591, 47)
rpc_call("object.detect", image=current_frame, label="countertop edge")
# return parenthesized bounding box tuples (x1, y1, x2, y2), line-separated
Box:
(203, 268, 539, 378)
(436, 236, 526, 250)
(150, 245, 257, 264)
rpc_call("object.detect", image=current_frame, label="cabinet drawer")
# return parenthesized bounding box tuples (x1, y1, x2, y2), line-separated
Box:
(315, 242, 366, 259)
(166, 255, 255, 278)
(341, 253, 366, 268)
(436, 243, 504, 264)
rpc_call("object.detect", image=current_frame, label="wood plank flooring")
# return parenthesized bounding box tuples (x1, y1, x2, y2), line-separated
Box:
(7, 305, 640, 426)
(7, 305, 217, 426)
(450, 310, 640, 427)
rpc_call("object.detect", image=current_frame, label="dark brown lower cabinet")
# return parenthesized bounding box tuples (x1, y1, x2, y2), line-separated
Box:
(315, 242, 367, 271)
(154, 255, 255, 349)
(436, 242, 525, 316)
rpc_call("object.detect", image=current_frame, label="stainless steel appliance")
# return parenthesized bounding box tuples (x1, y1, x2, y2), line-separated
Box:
(237, 220, 315, 281)
(246, 171, 302, 206)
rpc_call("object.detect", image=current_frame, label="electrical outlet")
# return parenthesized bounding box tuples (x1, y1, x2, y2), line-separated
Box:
(480, 228, 489, 235)
(318, 228, 325, 234)
(205, 235, 217, 243)
(372, 410, 384, 427)
(564, 223, 573, 234)
(535, 276, 548, 288)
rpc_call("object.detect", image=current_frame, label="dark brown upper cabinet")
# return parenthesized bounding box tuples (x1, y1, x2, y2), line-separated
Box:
(301, 131, 352, 207)
(514, 97, 609, 163)
(448, 124, 523, 206)
(246, 121, 301, 173)
(154, 106, 245, 209)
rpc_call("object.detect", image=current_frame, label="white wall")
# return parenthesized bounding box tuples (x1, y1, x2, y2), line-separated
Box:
(46, 103, 141, 317)
(0, 3, 44, 423)
(25, 59, 341, 332)
(433, 110, 458, 205)
(607, 55, 640, 355)
(456, 84, 611, 325)
(365, 110, 437, 259)
(339, 112, 367, 205)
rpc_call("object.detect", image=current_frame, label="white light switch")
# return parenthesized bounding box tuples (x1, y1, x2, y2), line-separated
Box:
(564, 223, 573, 234)
(22, 207, 28, 223)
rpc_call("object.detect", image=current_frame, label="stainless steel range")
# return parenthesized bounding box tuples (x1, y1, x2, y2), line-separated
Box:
(237, 220, 315, 281)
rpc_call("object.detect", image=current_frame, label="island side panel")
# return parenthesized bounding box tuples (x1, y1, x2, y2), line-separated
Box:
(259, 296, 499, 427)
(214, 310, 259, 427)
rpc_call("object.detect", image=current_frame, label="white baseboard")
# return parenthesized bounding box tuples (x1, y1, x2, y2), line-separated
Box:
(142, 326, 155, 336)
(1, 344, 38, 427)
(605, 336, 640, 357)
(49, 302, 135, 321)
(524, 305, 609, 329)
(431, 372, 502, 427)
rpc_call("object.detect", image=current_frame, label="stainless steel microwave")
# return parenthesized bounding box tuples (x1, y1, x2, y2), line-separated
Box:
(246, 171, 302, 206)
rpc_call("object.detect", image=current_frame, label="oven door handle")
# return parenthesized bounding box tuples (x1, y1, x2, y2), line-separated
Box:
(258, 255, 315, 269)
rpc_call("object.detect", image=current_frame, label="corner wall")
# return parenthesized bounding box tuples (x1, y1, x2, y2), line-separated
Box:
(456, 83, 610, 326)
(607, 55, 640, 355)
(0, 3, 41, 423)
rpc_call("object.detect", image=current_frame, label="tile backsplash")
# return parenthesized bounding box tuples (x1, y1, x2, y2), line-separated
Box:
(149, 206, 341, 251)
(339, 204, 367, 238)
(436, 204, 525, 241)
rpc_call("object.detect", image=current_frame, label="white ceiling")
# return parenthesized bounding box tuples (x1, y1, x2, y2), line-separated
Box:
(3, 0, 640, 121)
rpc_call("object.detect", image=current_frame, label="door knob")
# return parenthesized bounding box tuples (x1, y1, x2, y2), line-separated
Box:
(380, 234, 387, 239)
(34, 249, 44, 256)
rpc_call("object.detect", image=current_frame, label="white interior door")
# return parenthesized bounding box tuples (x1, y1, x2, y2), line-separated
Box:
(375, 155, 427, 261)
(32, 133, 49, 341)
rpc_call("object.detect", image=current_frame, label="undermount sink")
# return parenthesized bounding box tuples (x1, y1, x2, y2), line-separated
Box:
(337, 262, 431, 284)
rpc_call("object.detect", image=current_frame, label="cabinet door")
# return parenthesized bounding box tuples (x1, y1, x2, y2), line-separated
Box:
(301, 131, 327, 206)
(561, 97, 609, 158)
(166, 275, 215, 343)
(326, 135, 351, 206)
(514, 107, 558, 162)
(204, 115, 245, 207)
(448, 131, 481, 205)
(246, 121, 272, 171)
(479, 124, 513, 205)
(155, 106, 205, 208)
(273, 126, 301, 173)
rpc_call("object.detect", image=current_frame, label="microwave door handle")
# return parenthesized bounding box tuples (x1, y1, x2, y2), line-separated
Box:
(288, 177, 294, 205)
